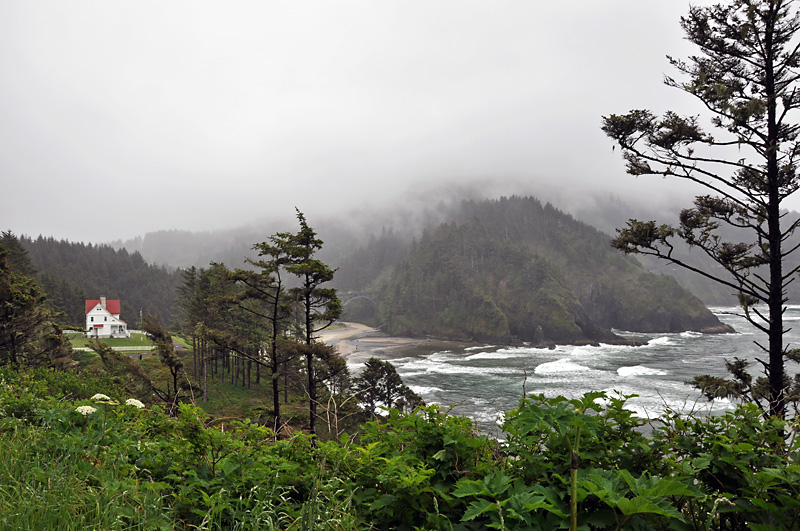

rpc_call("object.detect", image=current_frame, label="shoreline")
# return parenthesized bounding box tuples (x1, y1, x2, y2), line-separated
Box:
(317, 321, 657, 365)
(318, 321, 470, 364)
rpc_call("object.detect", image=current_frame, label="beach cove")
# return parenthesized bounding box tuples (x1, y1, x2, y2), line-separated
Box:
(318, 321, 463, 365)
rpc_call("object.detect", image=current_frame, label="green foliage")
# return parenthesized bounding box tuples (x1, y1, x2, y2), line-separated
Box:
(652, 403, 800, 529)
(351, 357, 423, 416)
(2, 368, 799, 530)
(0, 232, 72, 369)
(503, 392, 657, 482)
(345, 405, 498, 529)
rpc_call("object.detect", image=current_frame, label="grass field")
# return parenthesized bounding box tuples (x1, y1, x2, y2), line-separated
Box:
(66, 332, 154, 349)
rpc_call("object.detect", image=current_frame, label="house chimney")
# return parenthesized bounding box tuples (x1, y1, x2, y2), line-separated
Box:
(100, 297, 106, 308)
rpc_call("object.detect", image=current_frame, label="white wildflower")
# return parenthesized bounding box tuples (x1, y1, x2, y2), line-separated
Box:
(76, 405, 97, 416)
(91, 393, 112, 401)
(125, 398, 145, 409)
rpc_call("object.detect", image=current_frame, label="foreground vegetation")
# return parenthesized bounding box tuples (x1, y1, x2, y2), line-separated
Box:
(1, 367, 798, 531)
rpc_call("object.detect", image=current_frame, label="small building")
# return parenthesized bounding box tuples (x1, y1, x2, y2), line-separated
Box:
(85, 297, 130, 338)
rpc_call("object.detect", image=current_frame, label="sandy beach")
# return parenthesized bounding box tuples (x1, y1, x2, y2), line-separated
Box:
(318, 321, 466, 364)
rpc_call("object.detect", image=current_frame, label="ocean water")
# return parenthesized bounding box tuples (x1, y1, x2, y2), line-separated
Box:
(378, 306, 800, 432)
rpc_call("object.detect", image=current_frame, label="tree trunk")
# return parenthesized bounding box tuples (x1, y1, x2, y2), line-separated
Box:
(202, 343, 208, 403)
(284, 367, 288, 403)
(304, 289, 317, 439)
(272, 366, 281, 432)
(192, 335, 197, 381)
(765, 15, 786, 420)
(307, 348, 316, 437)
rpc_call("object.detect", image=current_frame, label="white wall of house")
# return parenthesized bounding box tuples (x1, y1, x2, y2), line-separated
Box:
(86, 303, 130, 338)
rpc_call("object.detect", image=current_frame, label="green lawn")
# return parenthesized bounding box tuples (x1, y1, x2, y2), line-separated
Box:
(173, 335, 191, 349)
(66, 332, 154, 349)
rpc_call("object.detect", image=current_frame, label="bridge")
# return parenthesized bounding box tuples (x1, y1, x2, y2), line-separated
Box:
(340, 291, 379, 308)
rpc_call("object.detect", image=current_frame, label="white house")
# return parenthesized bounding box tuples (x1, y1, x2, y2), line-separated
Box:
(85, 297, 130, 338)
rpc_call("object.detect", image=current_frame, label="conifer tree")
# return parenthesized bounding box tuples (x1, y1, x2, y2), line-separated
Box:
(0, 231, 70, 368)
(603, 0, 800, 418)
(285, 210, 342, 438)
(226, 234, 295, 431)
(352, 357, 423, 417)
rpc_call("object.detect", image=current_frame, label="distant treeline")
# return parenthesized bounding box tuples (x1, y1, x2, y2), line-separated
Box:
(19, 235, 181, 328)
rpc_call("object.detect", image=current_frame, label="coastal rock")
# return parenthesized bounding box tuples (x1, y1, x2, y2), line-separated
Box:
(699, 324, 736, 334)
(578, 275, 732, 335)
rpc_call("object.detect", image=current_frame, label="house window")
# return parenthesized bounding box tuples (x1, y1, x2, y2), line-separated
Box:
(104, 316, 107, 321)
(91, 317, 94, 322)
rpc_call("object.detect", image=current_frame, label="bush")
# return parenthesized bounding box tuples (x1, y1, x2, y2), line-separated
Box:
(1, 368, 799, 530)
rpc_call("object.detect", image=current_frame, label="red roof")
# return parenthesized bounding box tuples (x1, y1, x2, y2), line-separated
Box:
(85, 299, 121, 315)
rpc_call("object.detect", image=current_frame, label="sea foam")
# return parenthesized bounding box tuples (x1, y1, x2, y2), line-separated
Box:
(534, 359, 591, 375)
(647, 336, 675, 346)
(617, 365, 668, 377)
(464, 350, 532, 361)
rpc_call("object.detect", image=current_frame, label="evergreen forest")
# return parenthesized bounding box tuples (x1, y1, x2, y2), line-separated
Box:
(17, 234, 182, 328)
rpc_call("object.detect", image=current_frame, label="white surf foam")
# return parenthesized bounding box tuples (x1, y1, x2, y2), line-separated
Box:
(647, 336, 675, 346)
(617, 365, 668, 377)
(398, 358, 519, 376)
(534, 359, 592, 375)
(464, 350, 533, 361)
(409, 385, 444, 394)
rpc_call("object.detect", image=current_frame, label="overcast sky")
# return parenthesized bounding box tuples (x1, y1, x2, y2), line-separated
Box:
(1, 0, 757, 243)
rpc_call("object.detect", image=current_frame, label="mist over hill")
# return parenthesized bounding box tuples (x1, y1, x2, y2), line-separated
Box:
(27, 180, 799, 344)
(338, 196, 729, 343)
(19, 188, 761, 342)
(107, 187, 789, 309)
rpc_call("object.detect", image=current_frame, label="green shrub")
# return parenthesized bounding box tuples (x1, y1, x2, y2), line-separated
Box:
(1, 368, 799, 530)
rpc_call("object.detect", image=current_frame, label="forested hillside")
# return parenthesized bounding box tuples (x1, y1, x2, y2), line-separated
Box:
(338, 196, 729, 343)
(19, 235, 181, 327)
(570, 196, 800, 305)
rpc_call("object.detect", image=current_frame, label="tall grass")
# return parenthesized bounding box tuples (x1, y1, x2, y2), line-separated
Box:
(0, 420, 173, 530)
